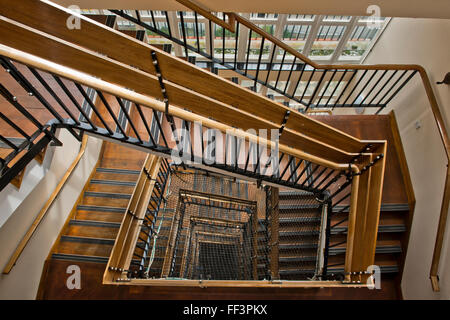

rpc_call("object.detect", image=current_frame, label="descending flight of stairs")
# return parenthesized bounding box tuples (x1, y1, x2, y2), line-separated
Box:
(257, 190, 323, 280)
(51, 166, 140, 264)
(48, 142, 146, 266)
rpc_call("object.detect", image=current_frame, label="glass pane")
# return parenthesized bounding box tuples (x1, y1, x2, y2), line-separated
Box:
(309, 25, 347, 59)
(287, 14, 315, 22)
(339, 24, 382, 60)
(245, 27, 273, 61)
(282, 24, 311, 53)
(294, 81, 319, 98)
(213, 24, 238, 60)
(323, 15, 352, 22)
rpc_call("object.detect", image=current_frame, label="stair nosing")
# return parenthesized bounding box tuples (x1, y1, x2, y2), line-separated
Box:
(96, 167, 140, 175)
(69, 219, 121, 228)
(84, 191, 132, 199)
(77, 205, 126, 213)
(90, 179, 136, 187)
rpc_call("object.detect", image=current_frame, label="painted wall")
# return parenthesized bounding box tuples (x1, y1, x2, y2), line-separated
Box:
(0, 143, 55, 228)
(0, 130, 102, 299)
(363, 17, 450, 299)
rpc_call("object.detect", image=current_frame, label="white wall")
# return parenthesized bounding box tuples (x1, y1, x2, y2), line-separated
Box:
(0, 130, 102, 300)
(364, 17, 450, 299)
(0, 143, 55, 228)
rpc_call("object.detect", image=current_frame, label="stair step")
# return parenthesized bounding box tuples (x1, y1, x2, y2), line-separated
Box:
(329, 245, 402, 255)
(57, 236, 114, 257)
(90, 179, 136, 187)
(328, 265, 399, 274)
(87, 182, 135, 194)
(331, 225, 406, 234)
(279, 190, 315, 198)
(69, 219, 121, 228)
(82, 194, 130, 207)
(279, 204, 321, 211)
(77, 205, 126, 213)
(52, 253, 109, 264)
(333, 203, 409, 213)
(279, 217, 322, 223)
(92, 171, 139, 182)
(84, 191, 131, 199)
(66, 220, 120, 239)
(279, 230, 320, 237)
(75, 210, 124, 223)
(96, 167, 141, 175)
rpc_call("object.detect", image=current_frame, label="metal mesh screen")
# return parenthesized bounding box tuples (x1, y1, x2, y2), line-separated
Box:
(134, 167, 327, 281)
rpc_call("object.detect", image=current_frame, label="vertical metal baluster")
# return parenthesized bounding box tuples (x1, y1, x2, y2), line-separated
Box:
(115, 97, 143, 143)
(367, 70, 398, 106)
(96, 90, 128, 138)
(283, 57, 297, 94)
(72, 83, 107, 132)
(134, 103, 156, 146)
(234, 22, 239, 71)
(316, 69, 337, 107)
(179, 12, 189, 58)
(265, 44, 276, 86)
(306, 70, 327, 111)
(350, 70, 379, 105)
(324, 69, 347, 107)
(244, 30, 252, 76)
(52, 76, 95, 128)
(254, 37, 265, 92)
(164, 11, 172, 37)
(194, 12, 200, 53)
(274, 50, 287, 90)
(332, 70, 357, 109)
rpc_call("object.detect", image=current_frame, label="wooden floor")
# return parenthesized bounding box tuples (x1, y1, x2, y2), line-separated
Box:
(38, 259, 399, 300)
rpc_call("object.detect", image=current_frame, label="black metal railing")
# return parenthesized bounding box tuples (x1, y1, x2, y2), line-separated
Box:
(130, 158, 172, 278)
(0, 55, 352, 197)
(109, 10, 417, 113)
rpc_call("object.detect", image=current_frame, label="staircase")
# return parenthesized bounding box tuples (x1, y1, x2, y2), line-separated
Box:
(3, 0, 446, 298)
(313, 114, 413, 283)
(257, 190, 323, 280)
(49, 142, 146, 268)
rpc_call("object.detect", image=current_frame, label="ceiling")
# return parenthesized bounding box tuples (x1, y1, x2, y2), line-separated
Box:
(53, 0, 450, 19)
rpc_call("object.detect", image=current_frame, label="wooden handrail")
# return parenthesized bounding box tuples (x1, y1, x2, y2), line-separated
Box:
(0, 45, 361, 175)
(104, 154, 161, 283)
(175, 0, 235, 33)
(0, 0, 375, 159)
(2, 134, 88, 274)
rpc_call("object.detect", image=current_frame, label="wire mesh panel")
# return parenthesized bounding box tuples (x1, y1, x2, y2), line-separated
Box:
(138, 168, 257, 278)
(131, 165, 328, 282)
(163, 190, 258, 280)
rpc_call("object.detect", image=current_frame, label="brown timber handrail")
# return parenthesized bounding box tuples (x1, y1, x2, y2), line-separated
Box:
(104, 153, 161, 283)
(0, 45, 358, 175)
(2, 134, 88, 274)
(175, 0, 235, 32)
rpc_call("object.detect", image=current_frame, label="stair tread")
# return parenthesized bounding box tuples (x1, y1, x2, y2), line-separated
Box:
(75, 210, 124, 223)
